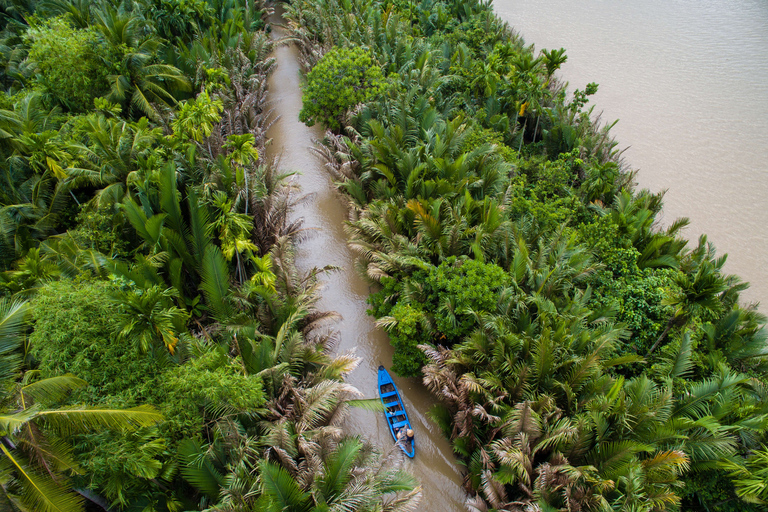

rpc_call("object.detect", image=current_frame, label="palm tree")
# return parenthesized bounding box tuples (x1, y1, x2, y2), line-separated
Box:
(646, 257, 727, 357)
(110, 284, 189, 355)
(0, 298, 163, 512)
(210, 191, 258, 283)
(94, 6, 191, 119)
(0, 298, 28, 383)
(66, 114, 161, 207)
(259, 437, 421, 512)
(224, 133, 259, 215)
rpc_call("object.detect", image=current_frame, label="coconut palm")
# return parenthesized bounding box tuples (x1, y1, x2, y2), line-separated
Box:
(94, 6, 191, 119)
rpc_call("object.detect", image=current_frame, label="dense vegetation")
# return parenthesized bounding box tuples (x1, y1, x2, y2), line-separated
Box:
(286, 0, 768, 510)
(0, 1, 421, 511)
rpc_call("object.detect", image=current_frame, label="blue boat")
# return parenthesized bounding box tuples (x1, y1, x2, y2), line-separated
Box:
(377, 365, 415, 458)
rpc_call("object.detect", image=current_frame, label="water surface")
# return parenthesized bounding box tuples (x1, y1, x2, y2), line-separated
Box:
(495, 0, 768, 307)
(264, 10, 467, 511)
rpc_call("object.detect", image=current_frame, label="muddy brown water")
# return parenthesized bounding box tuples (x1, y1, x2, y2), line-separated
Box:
(264, 10, 467, 511)
(495, 0, 768, 308)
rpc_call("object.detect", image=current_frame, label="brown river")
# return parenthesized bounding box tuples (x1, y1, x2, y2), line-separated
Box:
(495, 0, 768, 308)
(265, 0, 768, 508)
(265, 9, 467, 511)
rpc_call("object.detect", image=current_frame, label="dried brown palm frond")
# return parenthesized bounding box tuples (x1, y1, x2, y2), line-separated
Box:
(246, 159, 304, 253)
(312, 130, 359, 183)
(381, 486, 422, 512)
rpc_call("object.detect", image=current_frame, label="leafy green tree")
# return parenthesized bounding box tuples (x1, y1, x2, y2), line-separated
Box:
(0, 375, 163, 512)
(2, 286, 163, 512)
(170, 89, 223, 143)
(25, 17, 110, 111)
(95, 7, 191, 119)
(299, 46, 388, 130)
(30, 279, 166, 403)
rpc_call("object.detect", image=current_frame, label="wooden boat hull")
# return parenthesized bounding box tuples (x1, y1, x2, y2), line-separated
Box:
(377, 365, 415, 458)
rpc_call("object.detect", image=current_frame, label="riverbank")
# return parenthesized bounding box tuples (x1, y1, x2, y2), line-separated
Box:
(264, 7, 467, 510)
(284, 0, 768, 509)
(495, 0, 768, 308)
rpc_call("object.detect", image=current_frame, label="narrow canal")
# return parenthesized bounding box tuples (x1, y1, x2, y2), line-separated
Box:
(264, 8, 467, 511)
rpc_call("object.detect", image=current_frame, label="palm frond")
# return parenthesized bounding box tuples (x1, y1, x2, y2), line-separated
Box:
(0, 445, 84, 512)
(31, 405, 163, 436)
(20, 375, 86, 405)
(178, 439, 225, 500)
(200, 244, 233, 322)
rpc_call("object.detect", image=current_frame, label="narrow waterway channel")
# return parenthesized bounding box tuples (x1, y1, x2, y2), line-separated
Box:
(264, 8, 467, 511)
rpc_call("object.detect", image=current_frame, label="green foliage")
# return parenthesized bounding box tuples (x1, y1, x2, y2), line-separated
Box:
(460, 125, 518, 162)
(589, 267, 672, 356)
(426, 257, 510, 340)
(720, 447, 768, 505)
(68, 206, 130, 257)
(161, 348, 264, 439)
(26, 17, 109, 111)
(299, 46, 388, 130)
(74, 430, 174, 510)
(31, 279, 165, 406)
(288, 0, 768, 509)
(388, 301, 428, 377)
(681, 469, 762, 512)
(171, 90, 223, 142)
(110, 284, 189, 355)
(146, 0, 215, 43)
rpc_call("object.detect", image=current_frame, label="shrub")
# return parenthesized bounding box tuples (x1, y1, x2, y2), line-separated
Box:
(299, 46, 388, 130)
(26, 17, 110, 111)
(388, 302, 429, 377)
(425, 257, 510, 341)
(30, 278, 164, 406)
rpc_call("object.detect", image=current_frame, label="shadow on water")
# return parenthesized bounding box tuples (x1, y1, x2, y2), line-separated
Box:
(263, 7, 467, 511)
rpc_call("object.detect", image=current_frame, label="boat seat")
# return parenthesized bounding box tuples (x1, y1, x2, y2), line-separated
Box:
(392, 420, 408, 429)
(381, 391, 398, 399)
(387, 412, 405, 420)
(384, 401, 400, 409)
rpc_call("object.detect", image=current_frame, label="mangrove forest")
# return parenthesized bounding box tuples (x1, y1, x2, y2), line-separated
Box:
(0, 0, 766, 511)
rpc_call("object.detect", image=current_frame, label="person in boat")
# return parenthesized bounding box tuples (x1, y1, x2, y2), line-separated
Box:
(395, 428, 411, 442)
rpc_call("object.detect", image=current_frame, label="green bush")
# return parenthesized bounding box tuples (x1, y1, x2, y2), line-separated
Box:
(161, 348, 265, 440)
(388, 302, 429, 377)
(426, 257, 510, 341)
(299, 46, 388, 130)
(31, 278, 164, 406)
(26, 17, 110, 111)
(69, 206, 130, 257)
